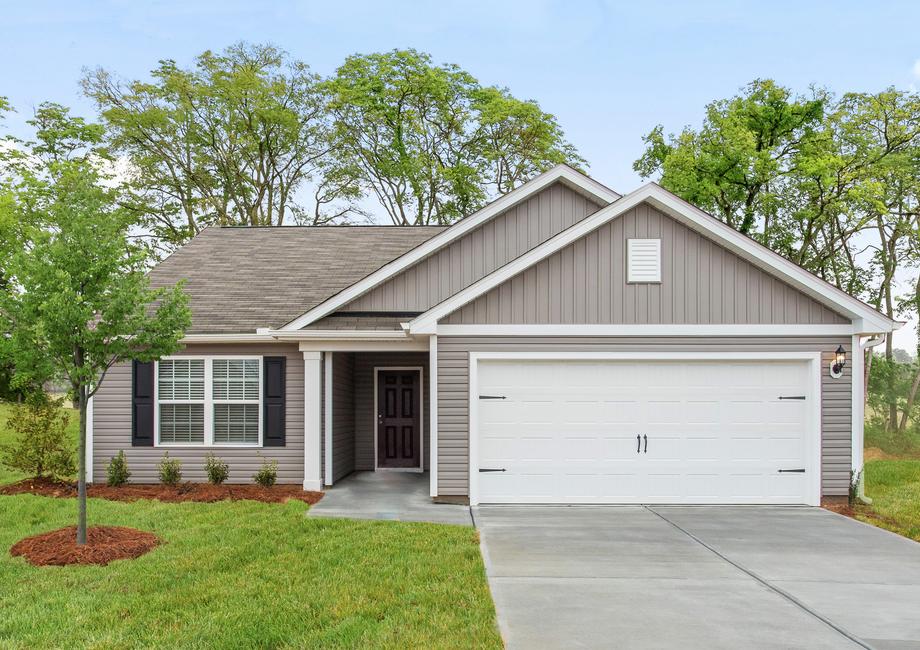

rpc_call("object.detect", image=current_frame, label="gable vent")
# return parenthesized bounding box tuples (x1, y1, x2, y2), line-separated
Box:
(627, 239, 661, 283)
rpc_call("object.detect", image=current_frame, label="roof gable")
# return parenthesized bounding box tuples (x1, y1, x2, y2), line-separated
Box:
(278, 165, 620, 330)
(407, 184, 897, 334)
(443, 201, 849, 326)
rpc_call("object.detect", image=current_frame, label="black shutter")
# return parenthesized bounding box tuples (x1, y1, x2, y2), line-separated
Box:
(132, 360, 155, 447)
(263, 356, 286, 447)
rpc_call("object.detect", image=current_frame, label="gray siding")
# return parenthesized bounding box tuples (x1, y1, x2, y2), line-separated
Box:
(343, 183, 604, 312)
(444, 202, 848, 325)
(352, 352, 430, 471)
(331, 352, 355, 482)
(92, 344, 305, 484)
(437, 336, 852, 498)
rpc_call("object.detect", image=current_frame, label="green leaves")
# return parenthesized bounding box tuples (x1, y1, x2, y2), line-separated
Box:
(325, 48, 584, 225)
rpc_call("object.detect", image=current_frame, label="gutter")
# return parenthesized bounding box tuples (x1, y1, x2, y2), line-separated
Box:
(856, 333, 887, 505)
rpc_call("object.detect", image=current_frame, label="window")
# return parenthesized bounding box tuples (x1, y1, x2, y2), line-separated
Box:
(627, 238, 661, 283)
(157, 359, 205, 443)
(156, 357, 261, 446)
(212, 359, 260, 444)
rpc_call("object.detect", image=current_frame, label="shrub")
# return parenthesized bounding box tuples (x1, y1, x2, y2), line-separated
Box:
(106, 450, 131, 487)
(0, 397, 75, 480)
(157, 452, 182, 486)
(204, 453, 229, 485)
(253, 459, 278, 487)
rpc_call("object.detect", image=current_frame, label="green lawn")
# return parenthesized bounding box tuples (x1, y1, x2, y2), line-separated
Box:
(0, 402, 500, 648)
(859, 460, 920, 542)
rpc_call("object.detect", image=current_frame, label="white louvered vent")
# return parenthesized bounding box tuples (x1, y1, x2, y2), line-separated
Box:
(627, 239, 661, 283)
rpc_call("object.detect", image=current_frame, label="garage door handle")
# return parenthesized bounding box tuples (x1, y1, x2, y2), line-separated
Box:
(479, 468, 506, 472)
(637, 434, 641, 453)
(643, 434, 648, 454)
(778, 468, 806, 473)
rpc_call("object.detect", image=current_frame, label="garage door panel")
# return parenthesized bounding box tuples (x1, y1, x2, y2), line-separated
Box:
(476, 358, 815, 505)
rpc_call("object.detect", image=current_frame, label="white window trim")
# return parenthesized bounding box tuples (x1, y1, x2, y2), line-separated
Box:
(154, 355, 263, 448)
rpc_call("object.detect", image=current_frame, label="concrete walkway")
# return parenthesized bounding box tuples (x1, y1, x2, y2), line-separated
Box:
(308, 471, 472, 526)
(476, 505, 920, 650)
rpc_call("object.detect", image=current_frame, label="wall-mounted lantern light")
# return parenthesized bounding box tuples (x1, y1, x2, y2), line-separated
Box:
(830, 345, 846, 378)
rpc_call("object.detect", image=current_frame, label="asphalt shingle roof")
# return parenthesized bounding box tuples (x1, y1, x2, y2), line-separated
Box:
(149, 226, 447, 334)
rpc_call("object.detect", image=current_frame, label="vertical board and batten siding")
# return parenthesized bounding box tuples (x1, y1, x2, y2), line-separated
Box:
(352, 352, 430, 471)
(92, 344, 305, 484)
(444, 203, 848, 325)
(437, 337, 852, 498)
(331, 352, 355, 482)
(343, 183, 604, 312)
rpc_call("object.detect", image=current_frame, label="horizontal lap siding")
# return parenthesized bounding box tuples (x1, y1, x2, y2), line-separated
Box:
(352, 352, 430, 471)
(92, 344, 305, 484)
(344, 183, 603, 312)
(437, 337, 852, 497)
(444, 203, 848, 325)
(331, 353, 355, 482)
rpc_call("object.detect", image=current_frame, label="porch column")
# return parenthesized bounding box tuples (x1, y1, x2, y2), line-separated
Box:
(303, 351, 323, 491)
(324, 352, 333, 486)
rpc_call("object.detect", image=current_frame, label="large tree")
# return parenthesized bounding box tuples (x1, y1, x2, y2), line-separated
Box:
(325, 49, 585, 225)
(82, 43, 363, 252)
(0, 103, 190, 544)
(636, 81, 920, 434)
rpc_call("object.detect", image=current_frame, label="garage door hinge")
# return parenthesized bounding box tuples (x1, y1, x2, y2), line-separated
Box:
(777, 468, 806, 473)
(479, 395, 507, 400)
(479, 468, 506, 472)
(778, 395, 806, 400)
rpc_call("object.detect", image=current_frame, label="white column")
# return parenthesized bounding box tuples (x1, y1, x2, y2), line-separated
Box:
(324, 352, 334, 487)
(429, 334, 438, 497)
(85, 395, 94, 484)
(303, 351, 323, 491)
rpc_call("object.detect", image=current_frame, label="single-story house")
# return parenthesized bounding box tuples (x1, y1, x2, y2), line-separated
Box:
(87, 165, 899, 506)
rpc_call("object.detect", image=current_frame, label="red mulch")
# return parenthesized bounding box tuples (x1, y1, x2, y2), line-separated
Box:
(0, 477, 324, 505)
(10, 525, 160, 566)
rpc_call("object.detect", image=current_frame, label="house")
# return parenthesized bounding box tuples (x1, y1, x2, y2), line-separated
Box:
(87, 165, 898, 506)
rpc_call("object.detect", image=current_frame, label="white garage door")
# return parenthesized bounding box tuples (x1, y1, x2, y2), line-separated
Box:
(475, 358, 816, 505)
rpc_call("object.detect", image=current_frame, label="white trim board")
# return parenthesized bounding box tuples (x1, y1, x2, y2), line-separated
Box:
(434, 324, 858, 337)
(372, 366, 425, 473)
(324, 352, 333, 486)
(279, 165, 619, 331)
(407, 183, 897, 335)
(85, 395, 94, 484)
(428, 335, 439, 497)
(467, 350, 823, 507)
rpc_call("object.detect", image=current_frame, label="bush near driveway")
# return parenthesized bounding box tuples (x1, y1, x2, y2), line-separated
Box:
(0, 495, 500, 648)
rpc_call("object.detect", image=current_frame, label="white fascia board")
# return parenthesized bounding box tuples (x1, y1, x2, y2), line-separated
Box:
(278, 165, 619, 331)
(409, 183, 898, 334)
(297, 339, 429, 353)
(435, 324, 857, 337)
(182, 333, 278, 344)
(269, 329, 413, 340)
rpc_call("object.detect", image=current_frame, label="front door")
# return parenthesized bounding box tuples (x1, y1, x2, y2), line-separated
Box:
(377, 369, 421, 469)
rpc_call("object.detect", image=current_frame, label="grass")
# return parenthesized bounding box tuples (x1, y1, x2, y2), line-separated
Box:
(858, 460, 920, 542)
(864, 421, 920, 459)
(0, 402, 500, 648)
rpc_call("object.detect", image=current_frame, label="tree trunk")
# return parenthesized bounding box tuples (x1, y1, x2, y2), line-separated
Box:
(886, 335, 898, 431)
(77, 384, 87, 545)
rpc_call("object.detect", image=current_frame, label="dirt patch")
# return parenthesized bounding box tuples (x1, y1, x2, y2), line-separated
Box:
(10, 526, 160, 566)
(823, 501, 903, 529)
(0, 477, 324, 505)
(865, 447, 898, 461)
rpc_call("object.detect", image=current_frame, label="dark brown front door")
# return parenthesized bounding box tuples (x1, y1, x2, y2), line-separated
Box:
(377, 369, 421, 469)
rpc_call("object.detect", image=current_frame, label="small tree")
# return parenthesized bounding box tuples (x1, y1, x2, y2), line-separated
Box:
(1, 396, 75, 480)
(0, 103, 190, 544)
(106, 451, 131, 487)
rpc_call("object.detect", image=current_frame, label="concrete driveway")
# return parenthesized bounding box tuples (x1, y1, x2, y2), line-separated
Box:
(475, 506, 920, 649)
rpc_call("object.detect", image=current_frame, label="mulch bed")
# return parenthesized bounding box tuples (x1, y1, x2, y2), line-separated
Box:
(0, 477, 324, 505)
(10, 525, 160, 566)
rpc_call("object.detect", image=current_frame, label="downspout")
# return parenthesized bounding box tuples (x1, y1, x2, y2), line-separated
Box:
(855, 334, 886, 504)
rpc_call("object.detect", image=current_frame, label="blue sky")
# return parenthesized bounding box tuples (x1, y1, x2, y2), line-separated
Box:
(2, 0, 918, 346)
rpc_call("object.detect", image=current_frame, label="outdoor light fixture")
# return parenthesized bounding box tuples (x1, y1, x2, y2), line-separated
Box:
(830, 345, 846, 378)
